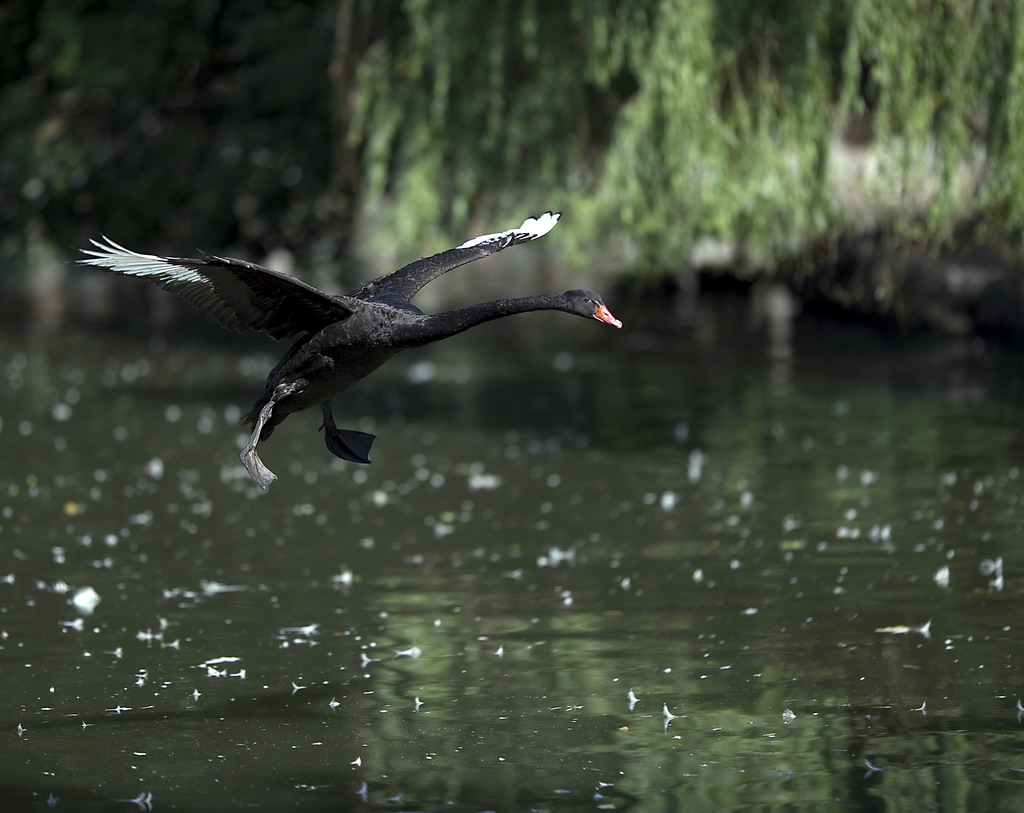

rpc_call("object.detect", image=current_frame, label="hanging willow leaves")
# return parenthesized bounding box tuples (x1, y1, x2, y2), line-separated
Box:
(354, 0, 1024, 271)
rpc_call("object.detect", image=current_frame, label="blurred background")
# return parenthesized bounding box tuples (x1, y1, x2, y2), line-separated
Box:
(4, 0, 1024, 333)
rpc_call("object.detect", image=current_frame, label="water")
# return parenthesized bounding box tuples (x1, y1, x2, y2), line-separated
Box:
(2, 294, 1023, 811)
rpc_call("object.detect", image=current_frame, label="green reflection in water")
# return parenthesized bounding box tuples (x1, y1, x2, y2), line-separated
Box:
(1, 298, 1023, 811)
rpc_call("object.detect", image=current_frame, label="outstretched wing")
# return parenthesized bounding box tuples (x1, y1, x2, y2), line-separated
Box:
(79, 237, 360, 340)
(352, 211, 561, 303)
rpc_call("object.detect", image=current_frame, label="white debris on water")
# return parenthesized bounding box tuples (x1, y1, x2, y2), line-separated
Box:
(197, 656, 246, 679)
(71, 586, 101, 614)
(144, 457, 164, 479)
(875, 619, 932, 640)
(51, 402, 72, 421)
(538, 546, 576, 567)
(980, 557, 1004, 591)
(468, 471, 502, 491)
(687, 450, 705, 483)
(331, 569, 354, 587)
(200, 581, 248, 595)
(280, 623, 319, 636)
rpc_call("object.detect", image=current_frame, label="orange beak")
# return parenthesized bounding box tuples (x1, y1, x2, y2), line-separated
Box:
(594, 304, 623, 328)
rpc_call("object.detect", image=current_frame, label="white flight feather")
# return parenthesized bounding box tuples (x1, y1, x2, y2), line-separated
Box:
(457, 211, 561, 249)
(79, 236, 209, 285)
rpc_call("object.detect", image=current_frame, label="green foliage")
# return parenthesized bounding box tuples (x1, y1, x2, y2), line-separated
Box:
(355, 0, 1024, 271)
(4, 0, 1023, 276)
(353, 1, 612, 247)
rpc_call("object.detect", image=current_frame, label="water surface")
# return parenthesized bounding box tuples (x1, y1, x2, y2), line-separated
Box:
(2, 295, 1023, 811)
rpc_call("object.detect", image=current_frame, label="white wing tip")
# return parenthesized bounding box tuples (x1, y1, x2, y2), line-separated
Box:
(78, 235, 152, 263)
(456, 210, 562, 249)
(519, 211, 561, 238)
(77, 237, 210, 284)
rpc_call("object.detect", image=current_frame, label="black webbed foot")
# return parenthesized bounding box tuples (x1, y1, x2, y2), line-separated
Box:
(321, 425, 376, 464)
(320, 400, 375, 464)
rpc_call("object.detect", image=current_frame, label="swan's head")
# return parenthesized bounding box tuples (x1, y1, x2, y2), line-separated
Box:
(563, 290, 622, 328)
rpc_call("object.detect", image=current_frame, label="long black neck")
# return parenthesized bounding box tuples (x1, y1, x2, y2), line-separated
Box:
(409, 294, 569, 345)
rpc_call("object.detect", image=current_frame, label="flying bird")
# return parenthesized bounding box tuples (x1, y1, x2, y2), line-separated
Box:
(79, 212, 621, 489)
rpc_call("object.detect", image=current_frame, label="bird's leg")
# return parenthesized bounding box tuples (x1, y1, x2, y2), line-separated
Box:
(240, 400, 278, 489)
(319, 401, 376, 464)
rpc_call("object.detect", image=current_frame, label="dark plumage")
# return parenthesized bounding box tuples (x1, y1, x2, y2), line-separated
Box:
(79, 212, 621, 489)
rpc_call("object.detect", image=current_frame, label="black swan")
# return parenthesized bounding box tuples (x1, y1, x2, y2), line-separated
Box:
(79, 212, 621, 489)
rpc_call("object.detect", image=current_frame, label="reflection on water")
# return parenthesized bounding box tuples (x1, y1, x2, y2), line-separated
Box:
(2, 293, 1024, 811)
